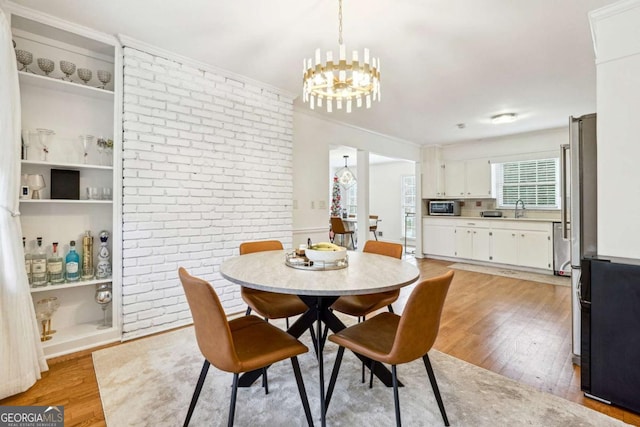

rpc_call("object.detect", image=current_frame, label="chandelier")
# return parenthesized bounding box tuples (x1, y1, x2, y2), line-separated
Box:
(335, 155, 356, 189)
(302, 0, 381, 113)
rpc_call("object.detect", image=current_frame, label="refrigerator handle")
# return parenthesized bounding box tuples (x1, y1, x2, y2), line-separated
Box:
(560, 143, 570, 239)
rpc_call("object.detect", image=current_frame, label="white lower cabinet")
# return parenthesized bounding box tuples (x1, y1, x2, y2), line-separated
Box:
(454, 226, 491, 261)
(423, 222, 456, 257)
(423, 217, 553, 271)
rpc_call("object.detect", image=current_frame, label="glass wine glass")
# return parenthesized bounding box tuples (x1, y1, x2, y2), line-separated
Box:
(44, 297, 60, 335)
(60, 60, 76, 82)
(21, 129, 33, 160)
(79, 134, 94, 164)
(35, 300, 53, 342)
(77, 68, 92, 85)
(97, 70, 112, 89)
(95, 284, 112, 329)
(37, 58, 55, 76)
(36, 128, 55, 161)
(15, 49, 34, 73)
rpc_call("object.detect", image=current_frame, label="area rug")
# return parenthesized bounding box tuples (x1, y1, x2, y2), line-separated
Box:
(93, 326, 626, 426)
(449, 263, 571, 287)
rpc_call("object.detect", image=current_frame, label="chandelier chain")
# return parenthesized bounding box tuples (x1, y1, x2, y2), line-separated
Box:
(338, 0, 343, 45)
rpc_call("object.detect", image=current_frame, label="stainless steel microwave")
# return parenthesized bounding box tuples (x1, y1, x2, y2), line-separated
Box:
(429, 200, 461, 216)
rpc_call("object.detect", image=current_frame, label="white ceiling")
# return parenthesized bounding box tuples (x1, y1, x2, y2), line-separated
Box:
(12, 0, 616, 145)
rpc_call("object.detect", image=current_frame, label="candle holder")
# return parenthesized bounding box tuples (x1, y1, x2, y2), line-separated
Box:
(27, 174, 46, 199)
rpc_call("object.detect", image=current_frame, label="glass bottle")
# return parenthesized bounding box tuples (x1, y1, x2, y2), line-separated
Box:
(65, 240, 80, 282)
(81, 230, 94, 280)
(23, 237, 32, 285)
(31, 237, 48, 287)
(48, 242, 65, 284)
(95, 231, 111, 279)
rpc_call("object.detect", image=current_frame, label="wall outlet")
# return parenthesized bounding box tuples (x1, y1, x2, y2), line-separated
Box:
(378, 231, 383, 237)
(311, 201, 315, 209)
(476, 200, 482, 207)
(318, 200, 326, 209)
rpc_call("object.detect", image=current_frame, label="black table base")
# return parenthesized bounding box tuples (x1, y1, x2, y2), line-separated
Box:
(238, 295, 402, 427)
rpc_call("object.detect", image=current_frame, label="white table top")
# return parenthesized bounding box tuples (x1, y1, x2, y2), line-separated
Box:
(220, 250, 420, 296)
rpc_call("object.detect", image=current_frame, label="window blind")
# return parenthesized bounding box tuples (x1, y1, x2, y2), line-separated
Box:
(496, 158, 559, 209)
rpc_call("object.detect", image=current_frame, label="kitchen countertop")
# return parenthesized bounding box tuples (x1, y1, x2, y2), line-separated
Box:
(424, 215, 559, 223)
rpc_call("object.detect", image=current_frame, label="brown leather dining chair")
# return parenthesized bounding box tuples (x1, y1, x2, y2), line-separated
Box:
(178, 267, 314, 427)
(330, 216, 356, 249)
(239, 240, 308, 328)
(330, 240, 403, 381)
(325, 270, 455, 427)
(369, 215, 381, 240)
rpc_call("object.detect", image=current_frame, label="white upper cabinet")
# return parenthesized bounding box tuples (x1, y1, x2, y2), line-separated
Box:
(421, 146, 445, 198)
(443, 158, 491, 199)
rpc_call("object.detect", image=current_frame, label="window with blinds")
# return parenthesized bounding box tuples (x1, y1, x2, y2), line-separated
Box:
(401, 175, 416, 239)
(495, 158, 560, 209)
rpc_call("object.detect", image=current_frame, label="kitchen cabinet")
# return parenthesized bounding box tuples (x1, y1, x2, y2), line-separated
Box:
(443, 159, 492, 198)
(422, 217, 553, 272)
(491, 221, 553, 270)
(422, 218, 456, 257)
(11, 7, 122, 358)
(455, 223, 491, 261)
(421, 146, 445, 198)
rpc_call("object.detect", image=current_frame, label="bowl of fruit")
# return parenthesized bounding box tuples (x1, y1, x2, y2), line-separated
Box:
(305, 242, 348, 263)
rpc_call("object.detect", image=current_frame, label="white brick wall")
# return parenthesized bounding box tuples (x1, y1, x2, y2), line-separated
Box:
(121, 47, 294, 340)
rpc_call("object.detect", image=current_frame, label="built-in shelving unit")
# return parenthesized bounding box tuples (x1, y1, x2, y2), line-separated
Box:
(9, 4, 123, 358)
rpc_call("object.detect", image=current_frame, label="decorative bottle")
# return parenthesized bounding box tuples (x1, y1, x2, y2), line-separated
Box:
(31, 237, 48, 287)
(81, 231, 94, 280)
(95, 231, 111, 279)
(47, 242, 65, 284)
(65, 240, 80, 282)
(23, 237, 32, 285)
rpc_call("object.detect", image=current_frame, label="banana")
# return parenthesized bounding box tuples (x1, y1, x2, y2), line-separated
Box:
(310, 242, 343, 251)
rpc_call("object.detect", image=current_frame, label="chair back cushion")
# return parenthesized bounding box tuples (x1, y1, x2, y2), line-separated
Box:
(330, 216, 348, 234)
(239, 240, 283, 255)
(178, 267, 239, 372)
(363, 240, 402, 259)
(389, 270, 454, 364)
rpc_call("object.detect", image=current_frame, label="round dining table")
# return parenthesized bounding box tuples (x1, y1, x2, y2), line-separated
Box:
(220, 249, 420, 427)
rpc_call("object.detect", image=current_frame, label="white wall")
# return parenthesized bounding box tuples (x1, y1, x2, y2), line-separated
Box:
(370, 161, 415, 243)
(292, 110, 421, 247)
(121, 46, 294, 339)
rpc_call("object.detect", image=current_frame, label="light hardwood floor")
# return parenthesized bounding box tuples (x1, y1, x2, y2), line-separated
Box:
(2, 258, 639, 426)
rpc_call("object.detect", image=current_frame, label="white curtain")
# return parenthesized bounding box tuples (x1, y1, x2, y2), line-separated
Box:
(0, 8, 48, 400)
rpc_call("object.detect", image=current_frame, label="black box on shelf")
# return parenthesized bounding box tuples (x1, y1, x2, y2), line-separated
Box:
(50, 169, 79, 200)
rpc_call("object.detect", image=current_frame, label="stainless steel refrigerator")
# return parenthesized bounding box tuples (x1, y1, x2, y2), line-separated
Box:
(560, 113, 597, 359)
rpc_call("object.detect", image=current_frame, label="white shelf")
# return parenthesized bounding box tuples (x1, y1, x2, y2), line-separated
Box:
(21, 160, 113, 171)
(40, 320, 120, 359)
(18, 71, 113, 100)
(31, 277, 112, 293)
(20, 199, 113, 205)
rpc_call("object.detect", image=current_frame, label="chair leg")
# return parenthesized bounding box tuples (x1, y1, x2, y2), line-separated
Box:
(262, 367, 269, 395)
(325, 346, 345, 414)
(309, 326, 319, 358)
(351, 234, 356, 250)
(369, 360, 376, 388)
(387, 304, 394, 314)
(245, 306, 251, 316)
(392, 365, 401, 427)
(286, 317, 290, 329)
(291, 356, 314, 427)
(228, 373, 239, 427)
(183, 360, 210, 427)
(423, 354, 450, 426)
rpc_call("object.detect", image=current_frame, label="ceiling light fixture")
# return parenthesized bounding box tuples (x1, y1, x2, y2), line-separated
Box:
(491, 113, 518, 124)
(302, 0, 381, 113)
(335, 155, 356, 189)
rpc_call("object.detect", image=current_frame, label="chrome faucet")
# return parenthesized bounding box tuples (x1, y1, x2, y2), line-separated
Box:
(514, 199, 526, 218)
